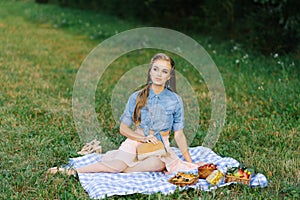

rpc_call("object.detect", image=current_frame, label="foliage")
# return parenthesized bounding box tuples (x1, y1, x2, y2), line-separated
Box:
(0, 0, 299, 199)
(244, 0, 300, 53)
(43, 0, 300, 54)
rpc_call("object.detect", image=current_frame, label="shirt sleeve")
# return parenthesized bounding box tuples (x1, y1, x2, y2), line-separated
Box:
(172, 95, 185, 132)
(119, 92, 137, 126)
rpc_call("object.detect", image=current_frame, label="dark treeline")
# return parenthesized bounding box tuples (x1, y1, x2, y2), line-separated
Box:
(36, 0, 300, 54)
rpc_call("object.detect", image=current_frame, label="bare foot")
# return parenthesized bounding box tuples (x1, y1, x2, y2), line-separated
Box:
(47, 167, 77, 176)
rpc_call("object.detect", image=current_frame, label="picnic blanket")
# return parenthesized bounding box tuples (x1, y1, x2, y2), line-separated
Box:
(65, 146, 268, 199)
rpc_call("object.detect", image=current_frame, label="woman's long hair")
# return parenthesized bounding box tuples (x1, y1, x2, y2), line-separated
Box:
(132, 53, 176, 126)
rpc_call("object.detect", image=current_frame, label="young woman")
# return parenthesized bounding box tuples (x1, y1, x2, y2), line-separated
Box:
(48, 53, 206, 175)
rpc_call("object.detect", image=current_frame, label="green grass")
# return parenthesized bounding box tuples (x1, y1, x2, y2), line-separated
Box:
(0, 0, 299, 199)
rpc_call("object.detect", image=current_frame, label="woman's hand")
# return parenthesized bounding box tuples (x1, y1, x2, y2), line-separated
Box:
(119, 123, 159, 144)
(143, 134, 159, 144)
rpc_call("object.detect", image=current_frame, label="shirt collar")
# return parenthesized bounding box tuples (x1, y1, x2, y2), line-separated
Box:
(149, 86, 168, 100)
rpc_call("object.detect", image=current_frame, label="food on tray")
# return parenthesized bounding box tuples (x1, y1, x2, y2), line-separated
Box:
(169, 172, 199, 186)
(198, 163, 218, 170)
(226, 165, 254, 179)
(225, 164, 255, 185)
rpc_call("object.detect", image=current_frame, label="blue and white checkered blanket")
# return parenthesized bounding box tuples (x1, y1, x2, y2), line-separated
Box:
(66, 146, 268, 199)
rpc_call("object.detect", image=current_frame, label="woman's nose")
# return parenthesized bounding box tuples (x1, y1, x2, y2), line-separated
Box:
(157, 70, 162, 76)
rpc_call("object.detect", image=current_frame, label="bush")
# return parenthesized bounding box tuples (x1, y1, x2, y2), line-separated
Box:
(35, 0, 49, 3)
(243, 0, 300, 54)
(45, 0, 300, 54)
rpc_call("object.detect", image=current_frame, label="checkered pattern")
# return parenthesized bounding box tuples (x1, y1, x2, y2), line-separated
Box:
(65, 146, 268, 199)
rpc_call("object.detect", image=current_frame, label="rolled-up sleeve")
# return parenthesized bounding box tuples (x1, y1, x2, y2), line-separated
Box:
(119, 92, 137, 126)
(172, 96, 185, 132)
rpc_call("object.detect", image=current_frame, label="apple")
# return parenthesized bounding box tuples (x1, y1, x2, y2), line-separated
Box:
(242, 172, 250, 179)
(199, 163, 218, 170)
(238, 169, 244, 177)
(233, 168, 244, 177)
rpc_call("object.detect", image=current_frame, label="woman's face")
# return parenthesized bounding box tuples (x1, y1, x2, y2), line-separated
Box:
(150, 59, 172, 86)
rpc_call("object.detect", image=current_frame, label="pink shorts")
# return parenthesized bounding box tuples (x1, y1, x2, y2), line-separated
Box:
(101, 131, 198, 172)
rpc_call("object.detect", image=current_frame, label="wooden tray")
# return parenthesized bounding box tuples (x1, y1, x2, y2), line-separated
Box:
(168, 172, 199, 187)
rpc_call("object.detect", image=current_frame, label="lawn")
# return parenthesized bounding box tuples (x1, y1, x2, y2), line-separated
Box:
(0, 0, 299, 199)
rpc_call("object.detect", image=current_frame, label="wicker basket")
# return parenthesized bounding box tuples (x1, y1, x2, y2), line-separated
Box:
(198, 168, 215, 179)
(225, 175, 251, 185)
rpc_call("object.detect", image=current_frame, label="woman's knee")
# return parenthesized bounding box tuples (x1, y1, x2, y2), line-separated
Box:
(145, 156, 165, 171)
(101, 160, 128, 173)
(123, 156, 165, 173)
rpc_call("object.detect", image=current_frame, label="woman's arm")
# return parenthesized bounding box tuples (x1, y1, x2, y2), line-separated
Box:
(119, 123, 145, 142)
(120, 123, 158, 143)
(174, 129, 192, 162)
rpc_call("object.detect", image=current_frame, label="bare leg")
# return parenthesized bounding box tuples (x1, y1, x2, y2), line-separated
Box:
(123, 156, 165, 173)
(76, 160, 128, 173)
(48, 160, 128, 175)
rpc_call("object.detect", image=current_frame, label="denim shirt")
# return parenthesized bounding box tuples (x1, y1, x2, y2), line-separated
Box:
(120, 87, 184, 133)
